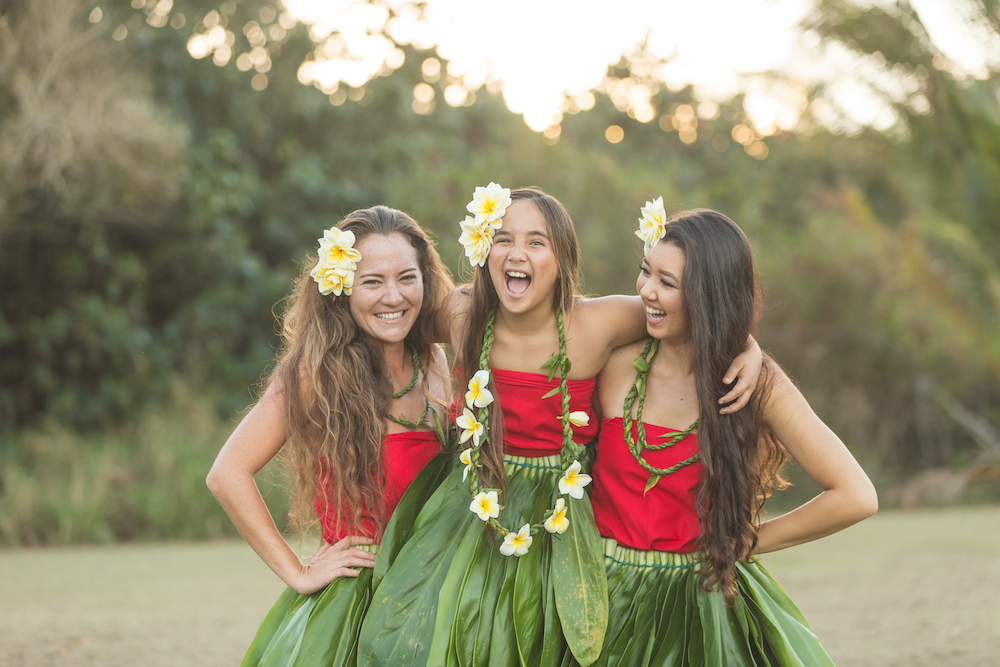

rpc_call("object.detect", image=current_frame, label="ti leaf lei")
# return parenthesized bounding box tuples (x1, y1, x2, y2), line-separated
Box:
(623, 338, 699, 495)
(459, 307, 591, 555)
(386, 341, 431, 429)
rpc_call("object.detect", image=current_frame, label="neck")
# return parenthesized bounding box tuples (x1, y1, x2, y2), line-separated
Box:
(495, 300, 557, 337)
(653, 334, 694, 375)
(380, 339, 408, 375)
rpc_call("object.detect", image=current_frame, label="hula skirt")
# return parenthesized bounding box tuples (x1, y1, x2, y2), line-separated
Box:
(241, 454, 456, 667)
(570, 539, 836, 667)
(358, 453, 609, 667)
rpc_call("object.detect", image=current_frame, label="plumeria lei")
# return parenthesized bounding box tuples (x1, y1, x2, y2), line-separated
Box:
(458, 182, 512, 267)
(458, 306, 592, 558)
(311, 226, 362, 296)
(634, 196, 668, 255)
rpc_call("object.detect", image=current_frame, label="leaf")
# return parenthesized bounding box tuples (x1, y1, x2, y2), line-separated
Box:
(541, 387, 561, 399)
(632, 357, 649, 373)
(643, 474, 662, 496)
(551, 494, 608, 665)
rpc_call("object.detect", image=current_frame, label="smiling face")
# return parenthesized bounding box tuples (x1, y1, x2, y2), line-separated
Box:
(349, 233, 423, 346)
(487, 199, 559, 315)
(636, 240, 688, 342)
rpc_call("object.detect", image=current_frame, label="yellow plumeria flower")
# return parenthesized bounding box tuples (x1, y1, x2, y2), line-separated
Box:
(465, 370, 494, 409)
(460, 448, 474, 482)
(558, 460, 592, 499)
(311, 261, 354, 296)
(459, 216, 494, 267)
(456, 408, 485, 447)
(636, 196, 667, 255)
(566, 411, 590, 427)
(318, 227, 362, 270)
(470, 490, 500, 522)
(467, 182, 511, 226)
(499, 523, 533, 557)
(544, 498, 569, 534)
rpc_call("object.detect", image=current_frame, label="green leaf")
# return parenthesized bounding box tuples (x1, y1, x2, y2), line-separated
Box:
(643, 474, 662, 496)
(551, 494, 608, 665)
(632, 357, 649, 373)
(541, 387, 561, 399)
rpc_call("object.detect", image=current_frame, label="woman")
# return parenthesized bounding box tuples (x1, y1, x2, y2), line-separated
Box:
(584, 206, 878, 665)
(359, 186, 763, 666)
(207, 206, 454, 667)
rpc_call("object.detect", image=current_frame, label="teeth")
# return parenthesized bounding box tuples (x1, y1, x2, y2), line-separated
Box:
(376, 311, 404, 321)
(645, 306, 665, 317)
(507, 271, 528, 278)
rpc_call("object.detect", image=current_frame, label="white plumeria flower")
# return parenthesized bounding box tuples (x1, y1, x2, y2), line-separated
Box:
(459, 216, 494, 267)
(636, 196, 667, 255)
(470, 490, 500, 522)
(544, 498, 569, 534)
(466, 182, 511, 226)
(465, 370, 494, 409)
(456, 408, 485, 447)
(558, 460, 592, 500)
(566, 411, 590, 428)
(460, 448, 474, 482)
(318, 227, 362, 270)
(499, 523, 533, 557)
(311, 261, 354, 296)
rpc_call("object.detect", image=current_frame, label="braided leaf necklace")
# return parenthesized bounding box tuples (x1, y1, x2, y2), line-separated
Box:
(461, 307, 589, 554)
(623, 338, 699, 495)
(386, 341, 430, 429)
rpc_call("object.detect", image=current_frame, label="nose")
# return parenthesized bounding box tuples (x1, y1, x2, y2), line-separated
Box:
(382, 280, 403, 305)
(637, 275, 656, 301)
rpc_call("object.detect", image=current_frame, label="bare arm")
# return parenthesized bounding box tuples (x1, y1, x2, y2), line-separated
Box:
(206, 382, 375, 594)
(752, 370, 878, 555)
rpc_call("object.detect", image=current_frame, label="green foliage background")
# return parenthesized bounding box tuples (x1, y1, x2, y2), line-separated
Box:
(1, 0, 999, 544)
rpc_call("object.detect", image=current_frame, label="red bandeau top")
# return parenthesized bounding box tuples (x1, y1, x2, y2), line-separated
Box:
(315, 430, 440, 544)
(489, 368, 599, 457)
(591, 417, 703, 553)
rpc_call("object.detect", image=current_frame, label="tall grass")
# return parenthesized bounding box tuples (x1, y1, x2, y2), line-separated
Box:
(0, 389, 289, 546)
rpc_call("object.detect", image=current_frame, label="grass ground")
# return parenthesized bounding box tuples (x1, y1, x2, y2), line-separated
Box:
(1, 506, 998, 666)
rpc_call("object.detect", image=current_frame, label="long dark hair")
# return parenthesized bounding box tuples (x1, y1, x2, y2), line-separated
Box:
(659, 209, 787, 601)
(456, 187, 581, 489)
(269, 206, 453, 539)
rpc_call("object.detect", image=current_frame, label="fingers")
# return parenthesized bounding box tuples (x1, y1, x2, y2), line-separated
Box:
(718, 375, 753, 415)
(332, 534, 376, 550)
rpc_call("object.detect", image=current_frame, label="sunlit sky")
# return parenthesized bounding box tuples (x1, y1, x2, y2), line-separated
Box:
(218, 0, 999, 134)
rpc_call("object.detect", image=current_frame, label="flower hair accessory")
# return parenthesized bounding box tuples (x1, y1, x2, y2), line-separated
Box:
(635, 196, 667, 255)
(458, 182, 511, 267)
(311, 226, 362, 295)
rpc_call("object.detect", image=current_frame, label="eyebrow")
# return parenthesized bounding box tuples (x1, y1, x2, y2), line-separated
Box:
(642, 259, 679, 282)
(357, 267, 419, 279)
(494, 230, 549, 239)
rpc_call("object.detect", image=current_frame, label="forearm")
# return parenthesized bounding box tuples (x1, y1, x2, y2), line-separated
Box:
(207, 467, 304, 587)
(753, 482, 878, 555)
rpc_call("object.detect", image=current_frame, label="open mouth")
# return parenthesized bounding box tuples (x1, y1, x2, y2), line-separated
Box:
(505, 270, 531, 298)
(376, 311, 405, 321)
(644, 305, 665, 321)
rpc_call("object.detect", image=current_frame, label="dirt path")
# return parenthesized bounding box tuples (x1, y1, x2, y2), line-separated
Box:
(2, 507, 998, 666)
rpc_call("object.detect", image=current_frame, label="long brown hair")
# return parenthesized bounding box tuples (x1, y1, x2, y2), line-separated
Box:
(269, 206, 453, 539)
(659, 209, 787, 602)
(456, 187, 581, 489)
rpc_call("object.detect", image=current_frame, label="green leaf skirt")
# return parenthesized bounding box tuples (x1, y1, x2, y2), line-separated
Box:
(564, 539, 837, 667)
(357, 453, 609, 667)
(240, 454, 456, 667)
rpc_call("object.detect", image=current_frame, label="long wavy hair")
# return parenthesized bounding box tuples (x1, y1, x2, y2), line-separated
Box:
(456, 187, 581, 489)
(267, 206, 453, 539)
(658, 209, 787, 602)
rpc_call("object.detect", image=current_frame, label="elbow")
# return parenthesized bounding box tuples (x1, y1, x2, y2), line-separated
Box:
(206, 463, 224, 498)
(853, 479, 879, 522)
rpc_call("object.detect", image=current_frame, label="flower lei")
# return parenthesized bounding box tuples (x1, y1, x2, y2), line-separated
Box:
(634, 195, 667, 256)
(311, 226, 361, 295)
(458, 182, 512, 267)
(623, 338, 700, 495)
(458, 307, 591, 557)
(386, 341, 431, 429)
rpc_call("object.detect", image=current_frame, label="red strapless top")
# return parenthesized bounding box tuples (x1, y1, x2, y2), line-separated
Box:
(315, 430, 440, 544)
(591, 417, 703, 553)
(491, 368, 599, 457)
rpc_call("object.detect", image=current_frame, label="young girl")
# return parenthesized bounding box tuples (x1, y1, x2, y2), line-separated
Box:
(358, 187, 763, 666)
(584, 206, 878, 665)
(207, 206, 454, 666)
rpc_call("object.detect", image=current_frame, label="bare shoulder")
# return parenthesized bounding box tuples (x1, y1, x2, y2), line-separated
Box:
(759, 362, 812, 425)
(572, 295, 646, 348)
(427, 343, 450, 376)
(438, 286, 472, 345)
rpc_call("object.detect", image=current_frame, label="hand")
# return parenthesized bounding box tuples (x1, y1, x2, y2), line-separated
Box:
(718, 336, 763, 414)
(290, 535, 377, 595)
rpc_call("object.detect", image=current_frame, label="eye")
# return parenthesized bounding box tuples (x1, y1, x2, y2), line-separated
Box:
(639, 265, 650, 276)
(660, 278, 675, 288)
